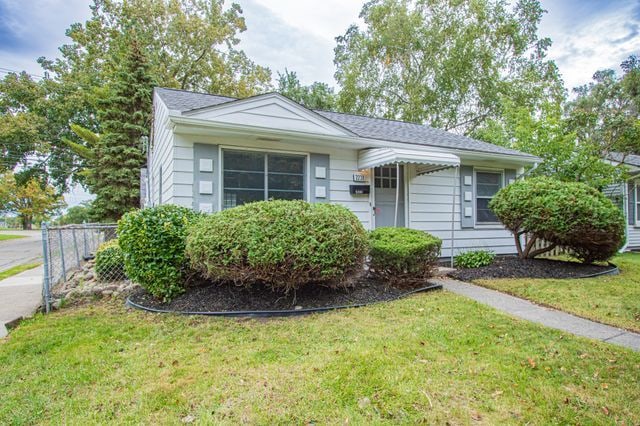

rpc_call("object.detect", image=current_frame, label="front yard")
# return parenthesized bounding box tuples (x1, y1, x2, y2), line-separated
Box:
(475, 253, 640, 333)
(2, 291, 640, 424)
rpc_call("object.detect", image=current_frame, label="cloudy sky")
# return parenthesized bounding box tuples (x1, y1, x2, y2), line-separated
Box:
(0, 0, 638, 206)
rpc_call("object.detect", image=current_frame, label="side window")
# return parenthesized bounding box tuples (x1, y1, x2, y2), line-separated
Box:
(475, 171, 502, 224)
(374, 166, 397, 189)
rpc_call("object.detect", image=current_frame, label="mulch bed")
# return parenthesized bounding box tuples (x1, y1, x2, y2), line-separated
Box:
(449, 256, 616, 281)
(128, 277, 436, 314)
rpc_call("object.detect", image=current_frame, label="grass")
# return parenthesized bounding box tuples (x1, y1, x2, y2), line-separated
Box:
(475, 253, 640, 333)
(0, 263, 41, 281)
(0, 233, 25, 242)
(1, 293, 639, 424)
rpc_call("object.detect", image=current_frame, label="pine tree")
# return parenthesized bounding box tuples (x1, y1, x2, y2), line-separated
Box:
(91, 35, 154, 221)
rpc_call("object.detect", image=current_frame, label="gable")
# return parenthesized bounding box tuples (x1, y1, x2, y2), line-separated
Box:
(183, 94, 353, 137)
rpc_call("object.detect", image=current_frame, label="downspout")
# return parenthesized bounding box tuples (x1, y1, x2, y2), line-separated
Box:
(620, 181, 629, 253)
(450, 166, 459, 267)
(394, 162, 400, 227)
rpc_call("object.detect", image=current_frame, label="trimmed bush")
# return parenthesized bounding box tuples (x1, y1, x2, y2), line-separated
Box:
(368, 227, 442, 283)
(490, 177, 625, 263)
(95, 239, 125, 281)
(454, 250, 495, 269)
(186, 200, 368, 292)
(118, 205, 200, 301)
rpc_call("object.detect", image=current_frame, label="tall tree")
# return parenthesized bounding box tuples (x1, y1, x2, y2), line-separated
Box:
(89, 35, 155, 220)
(276, 69, 337, 110)
(0, 172, 65, 229)
(334, 0, 563, 134)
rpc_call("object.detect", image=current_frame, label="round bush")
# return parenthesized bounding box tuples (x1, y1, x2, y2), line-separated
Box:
(368, 227, 442, 283)
(95, 239, 125, 282)
(490, 177, 625, 263)
(186, 200, 368, 292)
(454, 250, 495, 269)
(117, 205, 201, 301)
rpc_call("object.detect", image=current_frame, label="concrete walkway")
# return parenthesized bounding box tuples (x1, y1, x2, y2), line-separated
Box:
(432, 277, 640, 352)
(0, 230, 43, 272)
(0, 265, 43, 338)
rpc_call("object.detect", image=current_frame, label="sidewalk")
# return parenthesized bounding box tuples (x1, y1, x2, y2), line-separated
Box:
(432, 277, 640, 352)
(0, 265, 43, 338)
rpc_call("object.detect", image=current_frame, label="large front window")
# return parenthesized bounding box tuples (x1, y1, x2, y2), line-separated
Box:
(223, 150, 305, 209)
(475, 171, 502, 224)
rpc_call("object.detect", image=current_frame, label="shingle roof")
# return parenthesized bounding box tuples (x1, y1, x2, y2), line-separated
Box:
(155, 87, 537, 159)
(608, 152, 640, 168)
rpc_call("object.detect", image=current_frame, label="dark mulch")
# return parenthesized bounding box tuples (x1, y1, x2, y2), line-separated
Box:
(449, 256, 616, 281)
(129, 277, 435, 313)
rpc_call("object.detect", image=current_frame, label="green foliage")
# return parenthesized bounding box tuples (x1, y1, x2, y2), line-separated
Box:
(55, 202, 95, 225)
(117, 205, 200, 301)
(454, 250, 496, 269)
(186, 200, 368, 292)
(368, 227, 441, 283)
(490, 177, 625, 263)
(334, 0, 563, 134)
(0, 172, 65, 229)
(277, 69, 337, 110)
(95, 239, 125, 282)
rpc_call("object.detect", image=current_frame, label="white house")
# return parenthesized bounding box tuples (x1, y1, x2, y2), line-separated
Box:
(147, 87, 540, 257)
(606, 153, 640, 251)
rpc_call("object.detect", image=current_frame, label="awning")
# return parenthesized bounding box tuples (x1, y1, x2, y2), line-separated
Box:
(358, 148, 460, 174)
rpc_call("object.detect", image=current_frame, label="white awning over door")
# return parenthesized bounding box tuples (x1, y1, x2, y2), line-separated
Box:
(358, 148, 460, 174)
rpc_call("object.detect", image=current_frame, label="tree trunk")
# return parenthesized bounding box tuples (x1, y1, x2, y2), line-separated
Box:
(21, 215, 32, 230)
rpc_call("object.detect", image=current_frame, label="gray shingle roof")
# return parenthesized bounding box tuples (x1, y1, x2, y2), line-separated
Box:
(608, 152, 640, 168)
(155, 87, 537, 159)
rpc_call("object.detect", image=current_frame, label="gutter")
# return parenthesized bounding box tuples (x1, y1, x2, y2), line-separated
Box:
(166, 115, 541, 165)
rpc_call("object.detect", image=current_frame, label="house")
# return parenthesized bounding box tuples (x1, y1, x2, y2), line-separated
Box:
(606, 152, 640, 251)
(148, 87, 539, 257)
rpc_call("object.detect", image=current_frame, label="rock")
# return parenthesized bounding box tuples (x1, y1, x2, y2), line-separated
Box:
(294, 305, 303, 310)
(102, 290, 113, 296)
(51, 299, 62, 310)
(84, 272, 94, 281)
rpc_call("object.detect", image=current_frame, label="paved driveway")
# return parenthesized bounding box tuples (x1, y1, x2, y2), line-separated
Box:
(0, 230, 43, 272)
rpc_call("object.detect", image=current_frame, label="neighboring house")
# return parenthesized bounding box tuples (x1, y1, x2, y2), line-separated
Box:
(148, 88, 539, 257)
(606, 152, 640, 251)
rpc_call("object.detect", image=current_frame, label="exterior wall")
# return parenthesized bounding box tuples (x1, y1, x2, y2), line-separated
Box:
(149, 94, 175, 205)
(626, 180, 640, 249)
(407, 166, 516, 257)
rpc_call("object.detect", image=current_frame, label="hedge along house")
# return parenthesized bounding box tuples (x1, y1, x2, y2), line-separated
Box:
(606, 152, 640, 251)
(147, 87, 539, 258)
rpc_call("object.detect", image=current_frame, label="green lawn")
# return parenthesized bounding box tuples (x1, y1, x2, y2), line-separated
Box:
(0, 233, 25, 242)
(1, 293, 639, 424)
(475, 253, 640, 333)
(0, 263, 42, 281)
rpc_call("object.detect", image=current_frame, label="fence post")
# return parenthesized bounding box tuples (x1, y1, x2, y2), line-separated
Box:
(83, 222, 88, 258)
(41, 224, 51, 313)
(72, 227, 81, 268)
(57, 228, 66, 282)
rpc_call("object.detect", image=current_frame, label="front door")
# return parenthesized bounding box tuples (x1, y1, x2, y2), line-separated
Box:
(374, 165, 405, 228)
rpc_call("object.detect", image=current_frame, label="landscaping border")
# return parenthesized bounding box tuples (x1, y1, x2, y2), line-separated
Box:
(125, 283, 443, 317)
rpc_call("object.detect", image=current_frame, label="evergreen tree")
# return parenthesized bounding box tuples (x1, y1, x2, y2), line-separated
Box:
(91, 35, 154, 221)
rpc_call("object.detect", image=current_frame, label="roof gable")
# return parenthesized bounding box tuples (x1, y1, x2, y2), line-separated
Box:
(183, 93, 355, 137)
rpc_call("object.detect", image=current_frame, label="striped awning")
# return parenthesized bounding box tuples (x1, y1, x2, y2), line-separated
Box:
(358, 148, 460, 174)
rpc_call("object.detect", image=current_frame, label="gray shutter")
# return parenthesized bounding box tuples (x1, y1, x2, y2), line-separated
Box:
(310, 153, 330, 203)
(505, 169, 517, 185)
(193, 143, 219, 213)
(460, 165, 473, 228)
(628, 182, 636, 225)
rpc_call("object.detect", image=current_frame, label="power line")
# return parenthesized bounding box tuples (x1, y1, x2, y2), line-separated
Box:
(0, 68, 46, 80)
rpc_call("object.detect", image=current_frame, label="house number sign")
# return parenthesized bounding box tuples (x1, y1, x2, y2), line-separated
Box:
(353, 173, 366, 182)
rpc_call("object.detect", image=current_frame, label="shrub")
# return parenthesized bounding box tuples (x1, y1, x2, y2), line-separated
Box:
(454, 250, 495, 269)
(186, 200, 368, 292)
(490, 177, 625, 263)
(117, 205, 200, 301)
(368, 227, 442, 283)
(95, 239, 125, 281)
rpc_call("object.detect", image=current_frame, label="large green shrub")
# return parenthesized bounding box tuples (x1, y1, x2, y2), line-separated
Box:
(95, 239, 125, 281)
(117, 205, 200, 301)
(490, 177, 625, 263)
(454, 250, 495, 269)
(186, 200, 368, 292)
(368, 227, 442, 283)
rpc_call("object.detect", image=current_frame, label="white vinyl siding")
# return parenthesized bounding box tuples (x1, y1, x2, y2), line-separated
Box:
(636, 183, 640, 223)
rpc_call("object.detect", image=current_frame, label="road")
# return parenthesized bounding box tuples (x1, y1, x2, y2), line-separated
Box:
(0, 230, 43, 272)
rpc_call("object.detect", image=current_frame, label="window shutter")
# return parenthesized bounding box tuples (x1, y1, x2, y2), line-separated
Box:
(310, 153, 330, 202)
(460, 165, 473, 228)
(505, 169, 517, 185)
(193, 143, 219, 213)
(628, 182, 636, 225)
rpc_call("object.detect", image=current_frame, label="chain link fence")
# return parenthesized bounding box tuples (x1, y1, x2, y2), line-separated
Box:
(42, 223, 121, 312)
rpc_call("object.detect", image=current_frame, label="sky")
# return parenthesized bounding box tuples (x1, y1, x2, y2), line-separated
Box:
(1, 0, 639, 206)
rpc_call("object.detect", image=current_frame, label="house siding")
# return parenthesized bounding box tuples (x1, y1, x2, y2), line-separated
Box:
(150, 94, 175, 205)
(408, 166, 516, 257)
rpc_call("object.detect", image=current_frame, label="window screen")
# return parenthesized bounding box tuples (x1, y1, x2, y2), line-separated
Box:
(475, 171, 502, 223)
